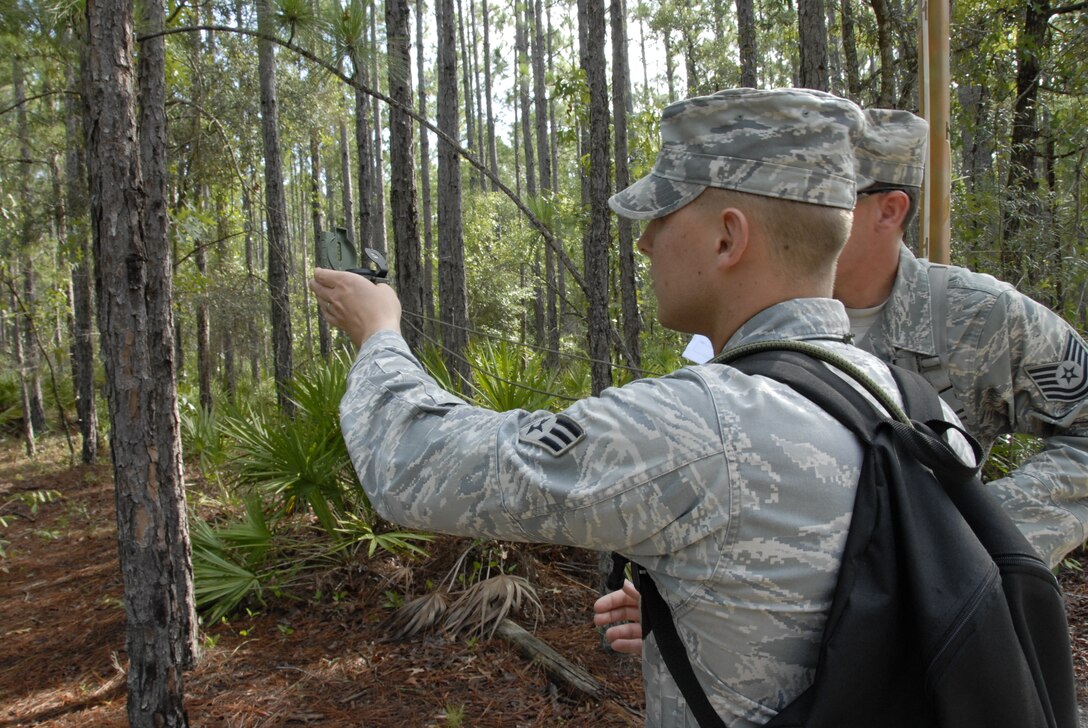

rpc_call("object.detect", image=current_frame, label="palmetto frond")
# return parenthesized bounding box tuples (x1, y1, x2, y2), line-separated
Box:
(382, 590, 451, 640)
(444, 574, 543, 640)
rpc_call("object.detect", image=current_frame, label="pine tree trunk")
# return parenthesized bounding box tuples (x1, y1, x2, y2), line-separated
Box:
(13, 53, 47, 436)
(482, 0, 500, 189)
(798, 0, 831, 90)
(867, 0, 896, 105)
(256, 0, 294, 414)
(65, 28, 98, 464)
(137, 0, 196, 673)
(311, 131, 332, 360)
(417, 0, 436, 336)
(517, 3, 537, 199)
(840, 0, 861, 99)
(457, 0, 479, 191)
(387, 0, 425, 352)
(737, 0, 759, 87)
(533, 0, 558, 363)
(437, 0, 471, 390)
(370, 8, 388, 255)
(579, 0, 612, 395)
(611, 0, 640, 373)
(340, 120, 356, 248)
(355, 73, 373, 258)
(86, 1, 193, 724)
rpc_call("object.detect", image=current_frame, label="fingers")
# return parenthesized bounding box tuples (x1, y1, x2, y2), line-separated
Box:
(593, 579, 644, 654)
(604, 623, 644, 655)
(308, 268, 401, 348)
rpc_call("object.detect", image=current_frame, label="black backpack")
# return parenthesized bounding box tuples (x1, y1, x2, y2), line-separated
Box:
(629, 342, 1078, 728)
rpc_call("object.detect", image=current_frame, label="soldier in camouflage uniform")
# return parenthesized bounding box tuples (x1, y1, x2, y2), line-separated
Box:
(598, 107, 1088, 661)
(839, 108, 1088, 569)
(311, 89, 966, 727)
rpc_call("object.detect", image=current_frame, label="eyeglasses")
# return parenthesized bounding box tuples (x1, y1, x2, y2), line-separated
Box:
(857, 185, 910, 197)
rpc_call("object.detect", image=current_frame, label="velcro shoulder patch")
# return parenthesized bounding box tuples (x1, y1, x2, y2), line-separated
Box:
(1026, 333, 1088, 403)
(518, 414, 585, 457)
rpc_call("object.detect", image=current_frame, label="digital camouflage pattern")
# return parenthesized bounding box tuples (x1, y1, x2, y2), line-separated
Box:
(341, 300, 968, 727)
(859, 245, 1088, 568)
(608, 88, 866, 219)
(853, 108, 928, 189)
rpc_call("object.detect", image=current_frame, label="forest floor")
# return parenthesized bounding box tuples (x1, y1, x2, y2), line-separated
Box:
(1, 436, 1087, 728)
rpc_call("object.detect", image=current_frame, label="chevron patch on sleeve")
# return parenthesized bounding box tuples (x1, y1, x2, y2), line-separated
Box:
(518, 414, 585, 456)
(1026, 333, 1088, 403)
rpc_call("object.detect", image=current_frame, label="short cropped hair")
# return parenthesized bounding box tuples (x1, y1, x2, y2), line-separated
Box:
(695, 188, 853, 280)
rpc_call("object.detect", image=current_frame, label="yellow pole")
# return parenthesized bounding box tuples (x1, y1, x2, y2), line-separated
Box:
(923, 0, 952, 264)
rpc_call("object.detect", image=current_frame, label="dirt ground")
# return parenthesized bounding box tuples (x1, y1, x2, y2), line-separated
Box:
(1, 437, 1087, 727)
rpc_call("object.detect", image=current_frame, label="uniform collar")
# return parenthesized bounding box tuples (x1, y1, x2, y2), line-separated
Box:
(872, 243, 938, 357)
(721, 297, 853, 352)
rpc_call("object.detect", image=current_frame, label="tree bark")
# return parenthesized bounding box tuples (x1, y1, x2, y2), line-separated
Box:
(370, 8, 388, 255)
(867, 0, 896, 106)
(310, 130, 332, 360)
(138, 0, 196, 673)
(1002, 0, 1050, 278)
(13, 53, 47, 437)
(437, 0, 472, 390)
(355, 78, 373, 257)
(579, 0, 612, 395)
(65, 27, 98, 464)
(86, 0, 193, 724)
(481, 0, 500, 189)
(457, 0, 479, 191)
(840, 0, 862, 99)
(387, 0, 425, 353)
(611, 0, 641, 373)
(798, 0, 831, 91)
(737, 0, 759, 87)
(256, 0, 295, 415)
(417, 0, 436, 336)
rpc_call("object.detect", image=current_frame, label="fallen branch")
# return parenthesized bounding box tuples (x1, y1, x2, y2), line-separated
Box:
(493, 618, 604, 701)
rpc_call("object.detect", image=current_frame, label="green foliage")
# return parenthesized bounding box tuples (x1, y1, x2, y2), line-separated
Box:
(468, 340, 558, 412)
(0, 488, 62, 566)
(982, 433, 1044, 482)
(190, 499, 272, 624)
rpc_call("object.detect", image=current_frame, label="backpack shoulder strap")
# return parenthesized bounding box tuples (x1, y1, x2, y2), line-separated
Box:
(639, 345, 897, 728)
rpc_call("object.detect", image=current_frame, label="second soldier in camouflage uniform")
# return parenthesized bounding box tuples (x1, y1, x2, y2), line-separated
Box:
(310, 89, 967, 727)
(836, 108, 1088, 569)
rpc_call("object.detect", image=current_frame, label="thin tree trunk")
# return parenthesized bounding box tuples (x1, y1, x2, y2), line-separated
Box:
(355, 72, 373, 258)
(371, 8, 388, 255)
(417, 0, 436, 335)
(65, 28, 98, 464)
(533, 0, 559, 363)
(13, 53, 47, 436)
(311, 130, 332, 359)
(387, 0, 425, 352)
(457, 0, 478, 191)
(517, 2, 537, 200)
(437, 0, 471, 390)
(579, 0, 612, 395)
(841, 0, 862, 99)
(737, 0, 759, 87)
(611, 0, 640, 373)
(798, 0, 831, 91)
(867, 0, 896, 105)
(257, 0, 294, 414)
(87, 0, 193, 723)
(482, 0, 500, 189)
(340, 120, 356, 249)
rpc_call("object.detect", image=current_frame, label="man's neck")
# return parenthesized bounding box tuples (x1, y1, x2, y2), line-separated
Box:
(834, 237, 901, 309)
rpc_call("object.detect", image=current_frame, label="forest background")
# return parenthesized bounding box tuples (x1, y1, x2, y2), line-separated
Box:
(1, 0, 1087, 724)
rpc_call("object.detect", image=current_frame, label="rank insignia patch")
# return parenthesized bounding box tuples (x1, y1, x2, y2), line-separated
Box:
(519, 414, 585, 456)
(1027, 333, 1088, 403)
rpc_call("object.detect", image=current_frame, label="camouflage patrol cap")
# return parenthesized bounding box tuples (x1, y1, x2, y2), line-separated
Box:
(854, 108, 928, 189)
(608, 88, 866, 219)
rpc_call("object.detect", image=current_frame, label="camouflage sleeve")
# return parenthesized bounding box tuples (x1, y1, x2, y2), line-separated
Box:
(954, 288, 1088, 568)
(339, 331, 734, 555)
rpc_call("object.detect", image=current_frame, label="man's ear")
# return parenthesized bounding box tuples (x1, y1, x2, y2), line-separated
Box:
(875, 190, 911, 231)
(717, 207, 749, 269)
